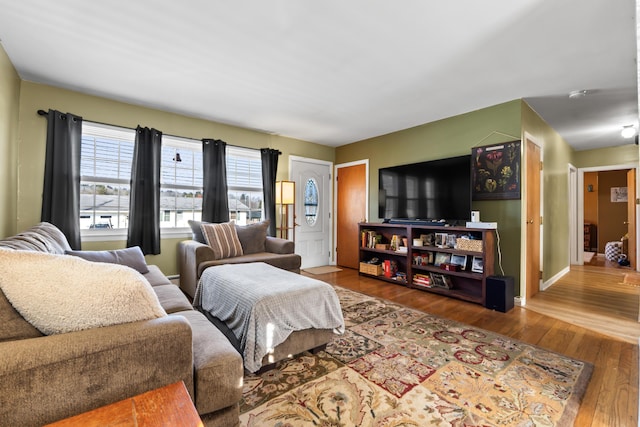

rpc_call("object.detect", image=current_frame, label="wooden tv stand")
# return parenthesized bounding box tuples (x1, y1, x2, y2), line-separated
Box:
(359, 222, 495, 306)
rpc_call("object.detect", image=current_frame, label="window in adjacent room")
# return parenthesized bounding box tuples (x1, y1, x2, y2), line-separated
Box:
(226, 146, 263, 224)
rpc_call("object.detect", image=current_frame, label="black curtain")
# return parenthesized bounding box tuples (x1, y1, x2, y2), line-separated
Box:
(41, 109, 83, 250)
(260, 148, 281, 237)
(202, 139, 229, 223)
(127, 126, 162, 255)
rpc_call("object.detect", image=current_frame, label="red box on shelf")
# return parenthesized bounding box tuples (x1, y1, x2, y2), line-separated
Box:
(441, 263, 460, 272)
(383, 260, 391, 277)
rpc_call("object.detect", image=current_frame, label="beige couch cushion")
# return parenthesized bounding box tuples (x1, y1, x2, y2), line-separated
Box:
(0, 290, 43, 342)
(0, 250, 166, 335)
(154, 284, 193, 314)
(172, 310, 243, 414)
(143, 265, 173, 287)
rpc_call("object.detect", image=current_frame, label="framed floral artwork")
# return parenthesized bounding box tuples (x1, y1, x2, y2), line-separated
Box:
(471, 140, 521, 200)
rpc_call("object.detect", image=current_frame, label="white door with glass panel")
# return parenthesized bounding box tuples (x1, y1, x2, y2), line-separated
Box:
(290, 157, 332, 269)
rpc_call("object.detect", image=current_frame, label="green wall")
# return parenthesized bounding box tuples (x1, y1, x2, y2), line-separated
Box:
(521, 101, 574, 283)
(15, 82, 334, 275)
(336, 100, 523, 292)
(0, 45, 20, 237)
(6, 54, 637, 289)
(573, 144, 638, 168)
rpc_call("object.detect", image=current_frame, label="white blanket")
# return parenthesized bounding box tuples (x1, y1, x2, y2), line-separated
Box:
(194, 262, 344, 372)
(0, 249, 166, 335)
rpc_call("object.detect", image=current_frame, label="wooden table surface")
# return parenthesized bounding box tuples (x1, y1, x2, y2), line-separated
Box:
(45, 381, 202, 427)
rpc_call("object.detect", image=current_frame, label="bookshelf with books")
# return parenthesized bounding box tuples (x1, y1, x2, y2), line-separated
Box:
(358, 223, 409, 285)
(358, 222, 496, 305)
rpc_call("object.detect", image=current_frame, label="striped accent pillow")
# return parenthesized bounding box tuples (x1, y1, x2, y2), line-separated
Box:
(200, 222, 244, 260)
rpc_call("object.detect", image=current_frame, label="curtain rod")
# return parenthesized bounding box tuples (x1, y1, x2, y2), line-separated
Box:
(37, 109, 213, 145)
(38, 109, 197, 142)
(36, 109, 281, 154)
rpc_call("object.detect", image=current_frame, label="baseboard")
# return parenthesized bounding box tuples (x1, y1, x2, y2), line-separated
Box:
(541, 266, 570, 291)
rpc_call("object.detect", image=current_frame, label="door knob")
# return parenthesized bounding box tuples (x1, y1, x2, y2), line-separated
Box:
(526, 219, 534, 224)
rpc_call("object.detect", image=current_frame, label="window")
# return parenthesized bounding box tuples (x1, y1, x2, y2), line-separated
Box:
(80, 121, 263, 234)
(304, 178, 319, 226)
(160, 136, 203, 228)
(80, 123, 135, 230)
(226, 146, 263, 225)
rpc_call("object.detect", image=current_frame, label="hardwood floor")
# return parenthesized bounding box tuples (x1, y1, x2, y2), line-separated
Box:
(303, 267, 639, 427)
(525, 256, 640, 344)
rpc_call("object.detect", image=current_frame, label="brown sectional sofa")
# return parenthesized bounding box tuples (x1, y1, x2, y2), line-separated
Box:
(0, 222, 243, 426)
(178, 220, 302, 298)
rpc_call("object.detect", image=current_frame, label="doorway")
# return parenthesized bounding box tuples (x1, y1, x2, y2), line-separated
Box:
(335, 160, 368, 269)
(576, 164, 638, 270)
(524, 136, 542, 302)
(289, 156, 332, 269)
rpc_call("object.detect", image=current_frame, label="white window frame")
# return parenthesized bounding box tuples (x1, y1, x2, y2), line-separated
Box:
(79, 122, 264, 241)
(80, 122, 135, 241)
(226, 146, 264, 225)
(160, 135, 203, 236)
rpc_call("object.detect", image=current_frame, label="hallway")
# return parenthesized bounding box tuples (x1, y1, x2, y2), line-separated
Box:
(524, 256, 640, 343)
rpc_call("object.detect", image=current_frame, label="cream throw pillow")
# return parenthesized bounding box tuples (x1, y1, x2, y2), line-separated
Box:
(200, 222, 244, 259)
(0, 249, 166, 335)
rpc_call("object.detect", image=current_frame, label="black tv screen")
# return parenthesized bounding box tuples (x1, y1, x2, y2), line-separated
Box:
(378, 155, 472, 223)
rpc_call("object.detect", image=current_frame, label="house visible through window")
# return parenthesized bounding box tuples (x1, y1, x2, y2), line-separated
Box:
(226, 146, 263, 225)
(80, 122, 263, 233)
(160, 135, 203, 228)
(80, 123, 134, 230)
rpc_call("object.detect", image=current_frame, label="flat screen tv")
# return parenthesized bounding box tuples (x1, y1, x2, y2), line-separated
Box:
(378, 155, 472, 224)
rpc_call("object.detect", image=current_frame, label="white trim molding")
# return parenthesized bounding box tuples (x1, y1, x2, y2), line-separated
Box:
(541, 265, 570, 291)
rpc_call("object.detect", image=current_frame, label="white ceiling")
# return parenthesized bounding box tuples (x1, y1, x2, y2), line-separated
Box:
(0, 0, 637, 150)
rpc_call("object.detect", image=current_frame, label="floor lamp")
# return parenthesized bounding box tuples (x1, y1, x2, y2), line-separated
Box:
(275, 181, 295, 240)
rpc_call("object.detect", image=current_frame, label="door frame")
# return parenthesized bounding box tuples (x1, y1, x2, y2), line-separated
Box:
(334, 159, 369, 265)
(568, 164, 579, 265)
(575, 162, 639, 271)
(289, 155, 334, 266)
(520, 132, 543, 305)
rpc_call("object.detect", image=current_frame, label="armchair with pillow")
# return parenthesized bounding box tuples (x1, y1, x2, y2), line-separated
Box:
(178, 220, 302, 298)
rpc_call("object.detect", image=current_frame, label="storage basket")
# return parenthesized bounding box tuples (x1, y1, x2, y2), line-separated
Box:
(456, 238, 483, 252)
(359, 262, 383, 276)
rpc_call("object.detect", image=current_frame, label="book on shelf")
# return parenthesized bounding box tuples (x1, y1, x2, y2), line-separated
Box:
(412, 273, 432, 287)
(360, 230, 381, 248)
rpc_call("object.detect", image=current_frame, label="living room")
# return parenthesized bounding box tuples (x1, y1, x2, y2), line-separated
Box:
(1, 2, 639, 426)
(3, 70, 638, 298)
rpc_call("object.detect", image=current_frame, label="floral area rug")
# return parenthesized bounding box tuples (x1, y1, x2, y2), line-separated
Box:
(239, 286, 592, 426)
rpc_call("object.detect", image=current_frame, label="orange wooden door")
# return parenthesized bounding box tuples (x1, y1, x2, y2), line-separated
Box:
(627, 169, 636, 269)
(525, 139, 541, 300)
(336, 163, 366, 269)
